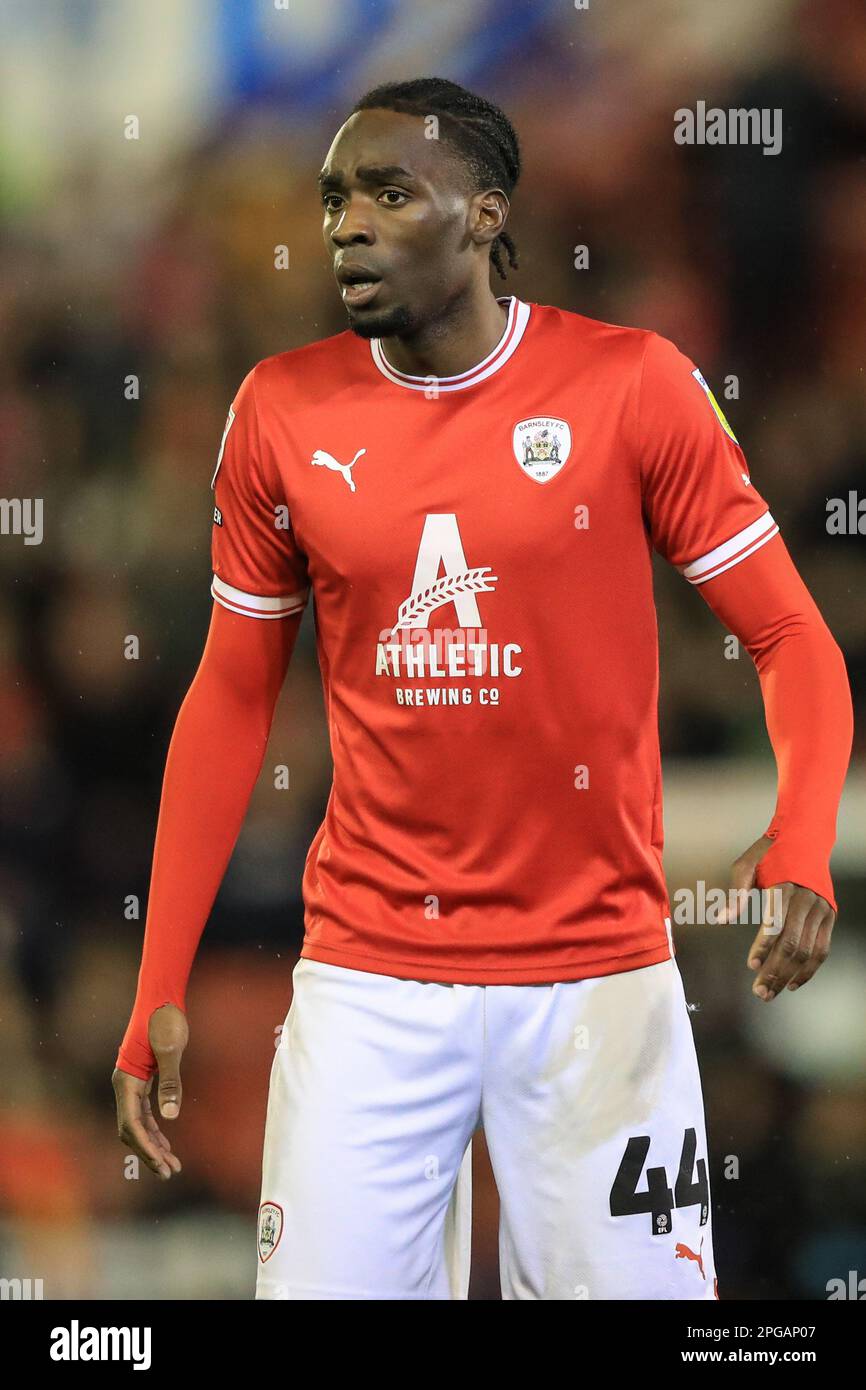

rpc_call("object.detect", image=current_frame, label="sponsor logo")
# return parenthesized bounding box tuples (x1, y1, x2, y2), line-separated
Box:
(675, 1237, 706, 1280)
(375, 513, 523, 705)
(310, 447, 365, 492)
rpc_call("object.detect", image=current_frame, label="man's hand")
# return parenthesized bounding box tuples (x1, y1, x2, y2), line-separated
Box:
(112, 1003, 189, 1180)
(728, 835, 835, 1002)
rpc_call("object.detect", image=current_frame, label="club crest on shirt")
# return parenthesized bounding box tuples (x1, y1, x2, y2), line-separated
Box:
(257, 1201, 283, 1263)
(512, 417, 572, 483)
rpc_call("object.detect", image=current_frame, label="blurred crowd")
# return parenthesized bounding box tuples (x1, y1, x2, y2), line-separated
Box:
(0, 0, 864, 1298)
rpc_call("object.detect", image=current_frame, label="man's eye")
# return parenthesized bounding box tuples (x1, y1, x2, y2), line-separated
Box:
(323, 189, 408, 211)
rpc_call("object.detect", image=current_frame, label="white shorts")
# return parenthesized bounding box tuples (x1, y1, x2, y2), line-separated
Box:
(255, 955, 717, 1300)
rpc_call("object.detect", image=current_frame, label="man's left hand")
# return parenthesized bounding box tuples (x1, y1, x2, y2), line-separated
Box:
(729, 835, 835, 1001)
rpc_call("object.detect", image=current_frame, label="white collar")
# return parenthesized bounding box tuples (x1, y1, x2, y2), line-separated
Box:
(370, 295, 531, 392)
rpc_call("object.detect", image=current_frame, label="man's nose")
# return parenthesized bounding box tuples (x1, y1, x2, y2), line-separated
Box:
(330, 200, 374, 247)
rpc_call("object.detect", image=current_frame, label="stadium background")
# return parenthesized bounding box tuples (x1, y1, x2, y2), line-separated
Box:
(0, 0, 863, 1300)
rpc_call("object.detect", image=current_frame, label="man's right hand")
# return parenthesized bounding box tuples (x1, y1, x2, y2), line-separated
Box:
(112, 1003, 189, 1181)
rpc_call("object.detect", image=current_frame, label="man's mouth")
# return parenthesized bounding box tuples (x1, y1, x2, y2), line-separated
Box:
(337, 264, 383, 308)
(340, 278, 382, 308)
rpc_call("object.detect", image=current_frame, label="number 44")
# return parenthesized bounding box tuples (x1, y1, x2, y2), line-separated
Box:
(609, 1128, 709, 1236)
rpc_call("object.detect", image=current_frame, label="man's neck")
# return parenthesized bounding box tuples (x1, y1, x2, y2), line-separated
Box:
(379, 287, 510, 380)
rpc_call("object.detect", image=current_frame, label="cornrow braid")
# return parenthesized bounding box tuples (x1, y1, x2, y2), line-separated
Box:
(351, 77, 521, 281)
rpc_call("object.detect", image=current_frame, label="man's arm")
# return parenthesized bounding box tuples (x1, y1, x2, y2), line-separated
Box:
(116, 600, 300, 1082)
(112, 602, 300, 1180)
(112, 364, 310, 1177)
(634, 330, 853, 999)
(696, 534, 853, 998)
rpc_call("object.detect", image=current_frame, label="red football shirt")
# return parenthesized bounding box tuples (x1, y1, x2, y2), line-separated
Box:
(210, 295, 778, 983)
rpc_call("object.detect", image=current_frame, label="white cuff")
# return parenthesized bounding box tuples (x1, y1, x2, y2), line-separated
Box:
(211, 573, 308, 618)
(680, 511, 779, 586)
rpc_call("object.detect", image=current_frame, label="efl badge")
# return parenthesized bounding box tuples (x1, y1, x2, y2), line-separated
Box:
(691, 368, 739, 444)
(513, 417, 572, 484)
(257, 1201, 283, 1263)
(211, 405, 236, 489)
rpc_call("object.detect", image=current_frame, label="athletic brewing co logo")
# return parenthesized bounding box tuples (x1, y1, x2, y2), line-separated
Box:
(513, 416, 572, 483)
(257, 1201, 283, 1263)
(375, 513, 522, 705)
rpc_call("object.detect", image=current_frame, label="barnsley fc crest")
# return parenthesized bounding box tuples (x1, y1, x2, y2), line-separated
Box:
(257, 1201, 283, 1263)
(513, 417, 572, 483)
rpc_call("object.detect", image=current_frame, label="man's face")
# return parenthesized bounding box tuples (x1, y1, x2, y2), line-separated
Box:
(319, 108, 482, 339)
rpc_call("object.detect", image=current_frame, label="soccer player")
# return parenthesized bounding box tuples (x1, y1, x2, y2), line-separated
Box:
(113, 78, 853, 1300)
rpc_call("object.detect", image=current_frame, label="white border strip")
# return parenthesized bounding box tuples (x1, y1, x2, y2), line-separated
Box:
(211, 406, 236, 489)
(681, 511, 779, 585)
(663, 915, 675, 957)
(211, 573, 308, 618)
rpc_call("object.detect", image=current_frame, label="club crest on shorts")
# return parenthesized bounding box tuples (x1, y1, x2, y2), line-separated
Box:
(513, 417, 572, 483)
(257, 1201, 283, 1263)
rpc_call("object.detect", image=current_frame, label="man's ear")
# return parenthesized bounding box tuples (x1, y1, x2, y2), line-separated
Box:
(471, 188, 509, 248)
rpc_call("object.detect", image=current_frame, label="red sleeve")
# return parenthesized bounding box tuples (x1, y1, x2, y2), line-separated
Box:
(638, 332, 779, 582)
(115, 603, 300, 1080)
(637, 332, 852, 912)
(211, 367, 310, 619)
(117, 373, 312, 1080)
(695, 535, 853, 914)
(117, 369, 312, 1081)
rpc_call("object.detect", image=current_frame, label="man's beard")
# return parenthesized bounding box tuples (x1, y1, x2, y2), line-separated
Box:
(345, 300, 416, 340)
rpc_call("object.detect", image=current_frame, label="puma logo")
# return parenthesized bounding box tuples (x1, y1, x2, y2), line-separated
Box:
(675, 1238, 705, 1279)
(311, 447, 365, 492)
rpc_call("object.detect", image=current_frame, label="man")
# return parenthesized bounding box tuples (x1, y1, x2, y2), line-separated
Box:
(114, 77, 853, 1300)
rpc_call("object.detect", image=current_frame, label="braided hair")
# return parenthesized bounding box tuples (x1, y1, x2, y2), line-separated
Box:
(351, 77, 520, 281)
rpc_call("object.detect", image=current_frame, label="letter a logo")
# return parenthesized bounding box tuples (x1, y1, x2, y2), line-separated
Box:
(389, 513, 497, 633)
